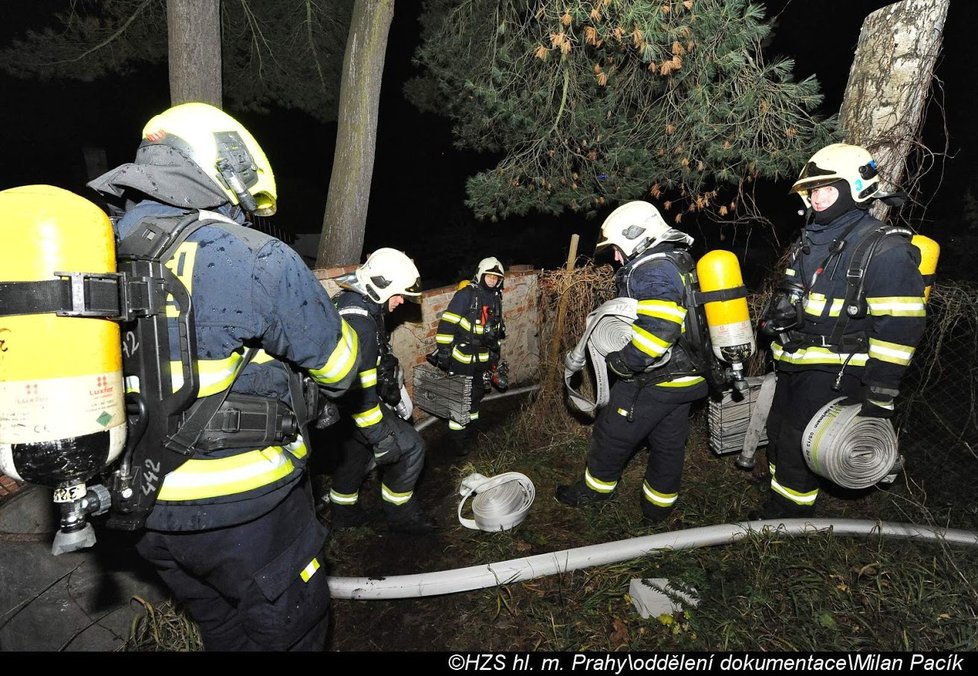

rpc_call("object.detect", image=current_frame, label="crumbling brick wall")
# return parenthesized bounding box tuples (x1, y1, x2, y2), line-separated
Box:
(315, 265, 543, 418)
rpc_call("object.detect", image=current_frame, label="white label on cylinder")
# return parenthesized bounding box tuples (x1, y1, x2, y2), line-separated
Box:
(708, 321, 755, 349)
(0, 372, 125, 444)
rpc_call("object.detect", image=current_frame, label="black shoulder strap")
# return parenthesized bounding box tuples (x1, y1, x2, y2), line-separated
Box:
(827, 225, 912, 346)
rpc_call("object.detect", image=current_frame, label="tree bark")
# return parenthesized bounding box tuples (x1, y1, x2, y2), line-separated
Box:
(316, 0, 395, 268)
(167, 0, 222, 107)
(838, 0, 950, 222)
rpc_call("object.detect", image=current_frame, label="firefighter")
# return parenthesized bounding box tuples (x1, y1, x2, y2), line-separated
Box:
(757, 143, 927, 518)
(433, 257, 507, 456)
(86, 102, 359, 651)
(326, 248, 437, 534)
(555, 201, 709, 524)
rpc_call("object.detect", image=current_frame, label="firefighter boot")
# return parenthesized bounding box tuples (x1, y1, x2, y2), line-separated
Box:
(641, 503, 674, 525)
(555, 479, 613, 507)
(384, 500, 438, 535)
(330, 502, 374, 530)
(447, 425, 474, 459)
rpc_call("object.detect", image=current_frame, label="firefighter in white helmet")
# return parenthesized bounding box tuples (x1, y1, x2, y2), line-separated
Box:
(86, 102, 359, 651)
(756, 143, 927, 518)
(432, 256, 507, 457)
(323, 248, 437, 534)
(556, 201, 708, 525)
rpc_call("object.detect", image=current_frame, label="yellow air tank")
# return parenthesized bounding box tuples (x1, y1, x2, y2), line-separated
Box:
(911, 234, 940, 302)
(0, 185, 126, 499)
(696, 250, 755, 387)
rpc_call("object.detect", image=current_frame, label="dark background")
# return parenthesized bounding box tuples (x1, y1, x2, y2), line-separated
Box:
(1, 1, 975, 287)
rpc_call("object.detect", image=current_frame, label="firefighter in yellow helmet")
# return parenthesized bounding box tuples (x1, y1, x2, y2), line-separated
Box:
(432, 256, 507, 457)
(87, 102, 359, 651)
(756, 143, 927, 518)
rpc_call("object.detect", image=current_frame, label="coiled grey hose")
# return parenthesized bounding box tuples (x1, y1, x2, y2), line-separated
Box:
(802, 397, 901, 489)
(457, 472, 535, 531)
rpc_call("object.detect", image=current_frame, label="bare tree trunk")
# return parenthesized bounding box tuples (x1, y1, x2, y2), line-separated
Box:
(167, 0, 222, 107)
(838, 0, 950, 222)
(316, 0, 395, 268)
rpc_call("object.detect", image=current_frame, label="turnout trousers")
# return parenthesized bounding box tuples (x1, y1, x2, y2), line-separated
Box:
(136, 479, 331, 651)
(331, 404, 425, 504)
(765, 368, 861, 516)
(587, 379, 696, 516)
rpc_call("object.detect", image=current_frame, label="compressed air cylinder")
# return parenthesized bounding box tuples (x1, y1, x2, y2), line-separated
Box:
(0, 185, 126, 493)
(696, 250, 755, 364)
(911, 234, 940, 302)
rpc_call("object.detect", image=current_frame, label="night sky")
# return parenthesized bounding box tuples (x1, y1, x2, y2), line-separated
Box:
(1, 1, 975, 286)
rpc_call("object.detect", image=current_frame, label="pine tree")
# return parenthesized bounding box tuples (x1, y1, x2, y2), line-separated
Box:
(407, 0, 837, 223)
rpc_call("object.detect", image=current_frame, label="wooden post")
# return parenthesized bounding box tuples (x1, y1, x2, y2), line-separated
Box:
(547, 234, 580, 391)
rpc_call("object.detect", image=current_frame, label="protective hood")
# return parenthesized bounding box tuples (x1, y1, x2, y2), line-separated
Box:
(87, 145, 228, 210)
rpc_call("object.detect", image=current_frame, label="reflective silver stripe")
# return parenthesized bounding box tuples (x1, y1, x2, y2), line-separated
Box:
(868, 338, 915, 366)
(452, 346, 474, 364)
(867, 296, 927, 317)
(300, 557, 321, 582)
(353, 404, 382, 428)
(157, 441, 307, 501)
(381, 483, 412, 505)
(770, 476, 818, 506)
(636, 300, 686, 324)
(329, 489, 359, 505)
(436, 333, 454, 344)
(358, 368, 378, 388)
(642, 482, 678, 507)
(441, 311, 462, 324)
(584, 468, 617, 494)
(631, 324, 670, 357)
(772, 343, 869, 366)
(310, 319, 358, 385)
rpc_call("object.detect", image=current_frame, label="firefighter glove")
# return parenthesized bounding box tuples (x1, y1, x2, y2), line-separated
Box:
(605, 350, 634, 380)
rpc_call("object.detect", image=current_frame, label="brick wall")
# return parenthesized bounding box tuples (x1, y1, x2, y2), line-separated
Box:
(316, 265, 543, 418)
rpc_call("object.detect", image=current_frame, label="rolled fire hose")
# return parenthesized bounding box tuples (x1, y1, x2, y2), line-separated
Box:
(457, 472, 535, 531)
(327, 518, 978, 600)
(564, 298, 671, 415)
(802, 396, 901, 489)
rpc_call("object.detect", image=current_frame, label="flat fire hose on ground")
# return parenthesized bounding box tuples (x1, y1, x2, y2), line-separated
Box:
(564, 298, 671, 415)
(457, 472, 535, 531)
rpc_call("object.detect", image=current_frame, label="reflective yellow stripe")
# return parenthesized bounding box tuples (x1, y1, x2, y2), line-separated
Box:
(642, 481, 678, 507)
(770, 476, 818, 506)
(655, 375, 706, 388)
(477, 351, 490, 362)
(353, 404, 382, 428)
(329, 489, 359, 505)
(472, 323, 485, 335)
(449, 419, 466, 430)
(164, 241, 198, 318)
(636, 300, 686, 324)
(804, 293, 827, 316)
(170, 353, 242, 396)
(868, 338, 915, 366)
(381, 483, 413, 505)
(616, 408, 629, 417)
(867, 296, 927, 317)
(251, 349, 277, 364)
(358, 368, 378, 388)
(300, 557, 320, 583)
(785, 268, 797, 277)
(826, 299, 845, 318)
(631, 324, 670, 358)
(458, 317, 473, 332)
(452, 346, 474, 364)
(310, 319, 358, 385)
(436, 333, 454, 344)
(157, 440, 307, 501)
(470, 411, 479, 421)
(441, 311, 462, 324)
(584, 468, 617, 494)
(772, 343, 869, 367)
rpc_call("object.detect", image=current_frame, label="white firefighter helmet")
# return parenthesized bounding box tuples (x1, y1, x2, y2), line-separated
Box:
(595, 200, 693, 260)
(789, 143, 880, 207)
(140, 102, 277, 216)
(475, 256, 505, 284)
(355, 248, 422, 304)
